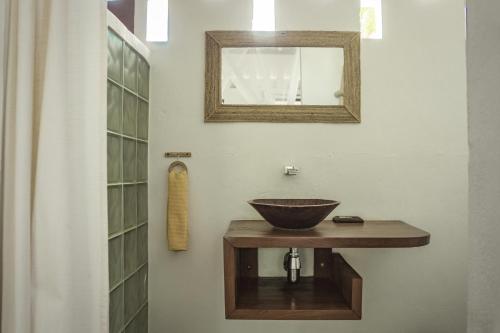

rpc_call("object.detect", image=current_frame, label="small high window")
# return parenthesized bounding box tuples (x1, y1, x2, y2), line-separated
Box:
(147, 0, 169, 42)
(360, 0, 383, 39)
(252, 0, 275, 31)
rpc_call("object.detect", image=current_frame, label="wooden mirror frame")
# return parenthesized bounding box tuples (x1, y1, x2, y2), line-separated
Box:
(205, 31, 360, 123)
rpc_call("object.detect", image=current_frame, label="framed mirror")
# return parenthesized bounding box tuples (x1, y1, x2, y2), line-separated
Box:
(205, 31, 360, 123)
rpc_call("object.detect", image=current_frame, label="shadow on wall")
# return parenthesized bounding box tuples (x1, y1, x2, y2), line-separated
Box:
(108, 0, 136, 32)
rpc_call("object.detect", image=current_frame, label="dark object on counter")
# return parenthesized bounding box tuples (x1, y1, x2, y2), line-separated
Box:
(332, 216, 364, 224)
(248, 199, 340, 230)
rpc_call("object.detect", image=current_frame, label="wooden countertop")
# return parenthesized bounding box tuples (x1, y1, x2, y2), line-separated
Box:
(224, 220, 430, 248)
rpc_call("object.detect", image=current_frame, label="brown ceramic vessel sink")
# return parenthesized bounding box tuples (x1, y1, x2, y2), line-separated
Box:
(248, 199, 340, 230)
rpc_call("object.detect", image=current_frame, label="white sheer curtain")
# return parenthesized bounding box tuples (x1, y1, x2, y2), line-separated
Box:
(221, 47, 302, 105)
(1, 1, 108, 332)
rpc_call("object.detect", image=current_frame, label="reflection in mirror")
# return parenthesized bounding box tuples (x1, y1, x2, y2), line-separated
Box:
(221, 47, 344, 106)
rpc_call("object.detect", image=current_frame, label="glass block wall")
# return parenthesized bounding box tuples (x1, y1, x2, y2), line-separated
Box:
(107, 28, 149, 333)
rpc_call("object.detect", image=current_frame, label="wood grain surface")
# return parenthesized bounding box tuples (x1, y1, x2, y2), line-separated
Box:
(224, 220, 430, 248)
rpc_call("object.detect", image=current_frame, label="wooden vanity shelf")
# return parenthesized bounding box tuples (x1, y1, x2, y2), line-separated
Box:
(223, 220, 430, 320)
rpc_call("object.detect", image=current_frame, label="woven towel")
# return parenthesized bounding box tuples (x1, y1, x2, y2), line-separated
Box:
(167, 166, 188, 251)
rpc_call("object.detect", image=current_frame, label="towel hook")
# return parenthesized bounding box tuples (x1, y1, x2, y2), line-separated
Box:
(165, 152, 191, 158)
(168, 160, 188, 173)
(165, 152, 191, 173)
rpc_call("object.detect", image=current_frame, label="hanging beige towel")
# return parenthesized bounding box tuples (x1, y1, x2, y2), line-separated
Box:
(167, 162, 189, 251)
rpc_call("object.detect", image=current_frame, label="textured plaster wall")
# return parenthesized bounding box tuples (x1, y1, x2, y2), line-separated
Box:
(135, 1, 468, 332)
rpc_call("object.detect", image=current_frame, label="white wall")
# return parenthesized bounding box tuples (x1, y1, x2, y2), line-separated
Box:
(136, 0, 469, 332)
(0, 0, 6, 320)
(466, 1, 500, 332)
(301, 48, 344, 105)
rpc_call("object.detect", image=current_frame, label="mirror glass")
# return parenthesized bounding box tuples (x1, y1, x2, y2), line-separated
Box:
(221, 47, 344, 106)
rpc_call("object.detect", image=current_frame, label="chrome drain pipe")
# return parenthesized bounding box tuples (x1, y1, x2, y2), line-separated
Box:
(283, 248, 301, 284)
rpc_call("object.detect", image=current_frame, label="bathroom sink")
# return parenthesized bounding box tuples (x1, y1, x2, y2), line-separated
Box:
(248, 199, 340, 230)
